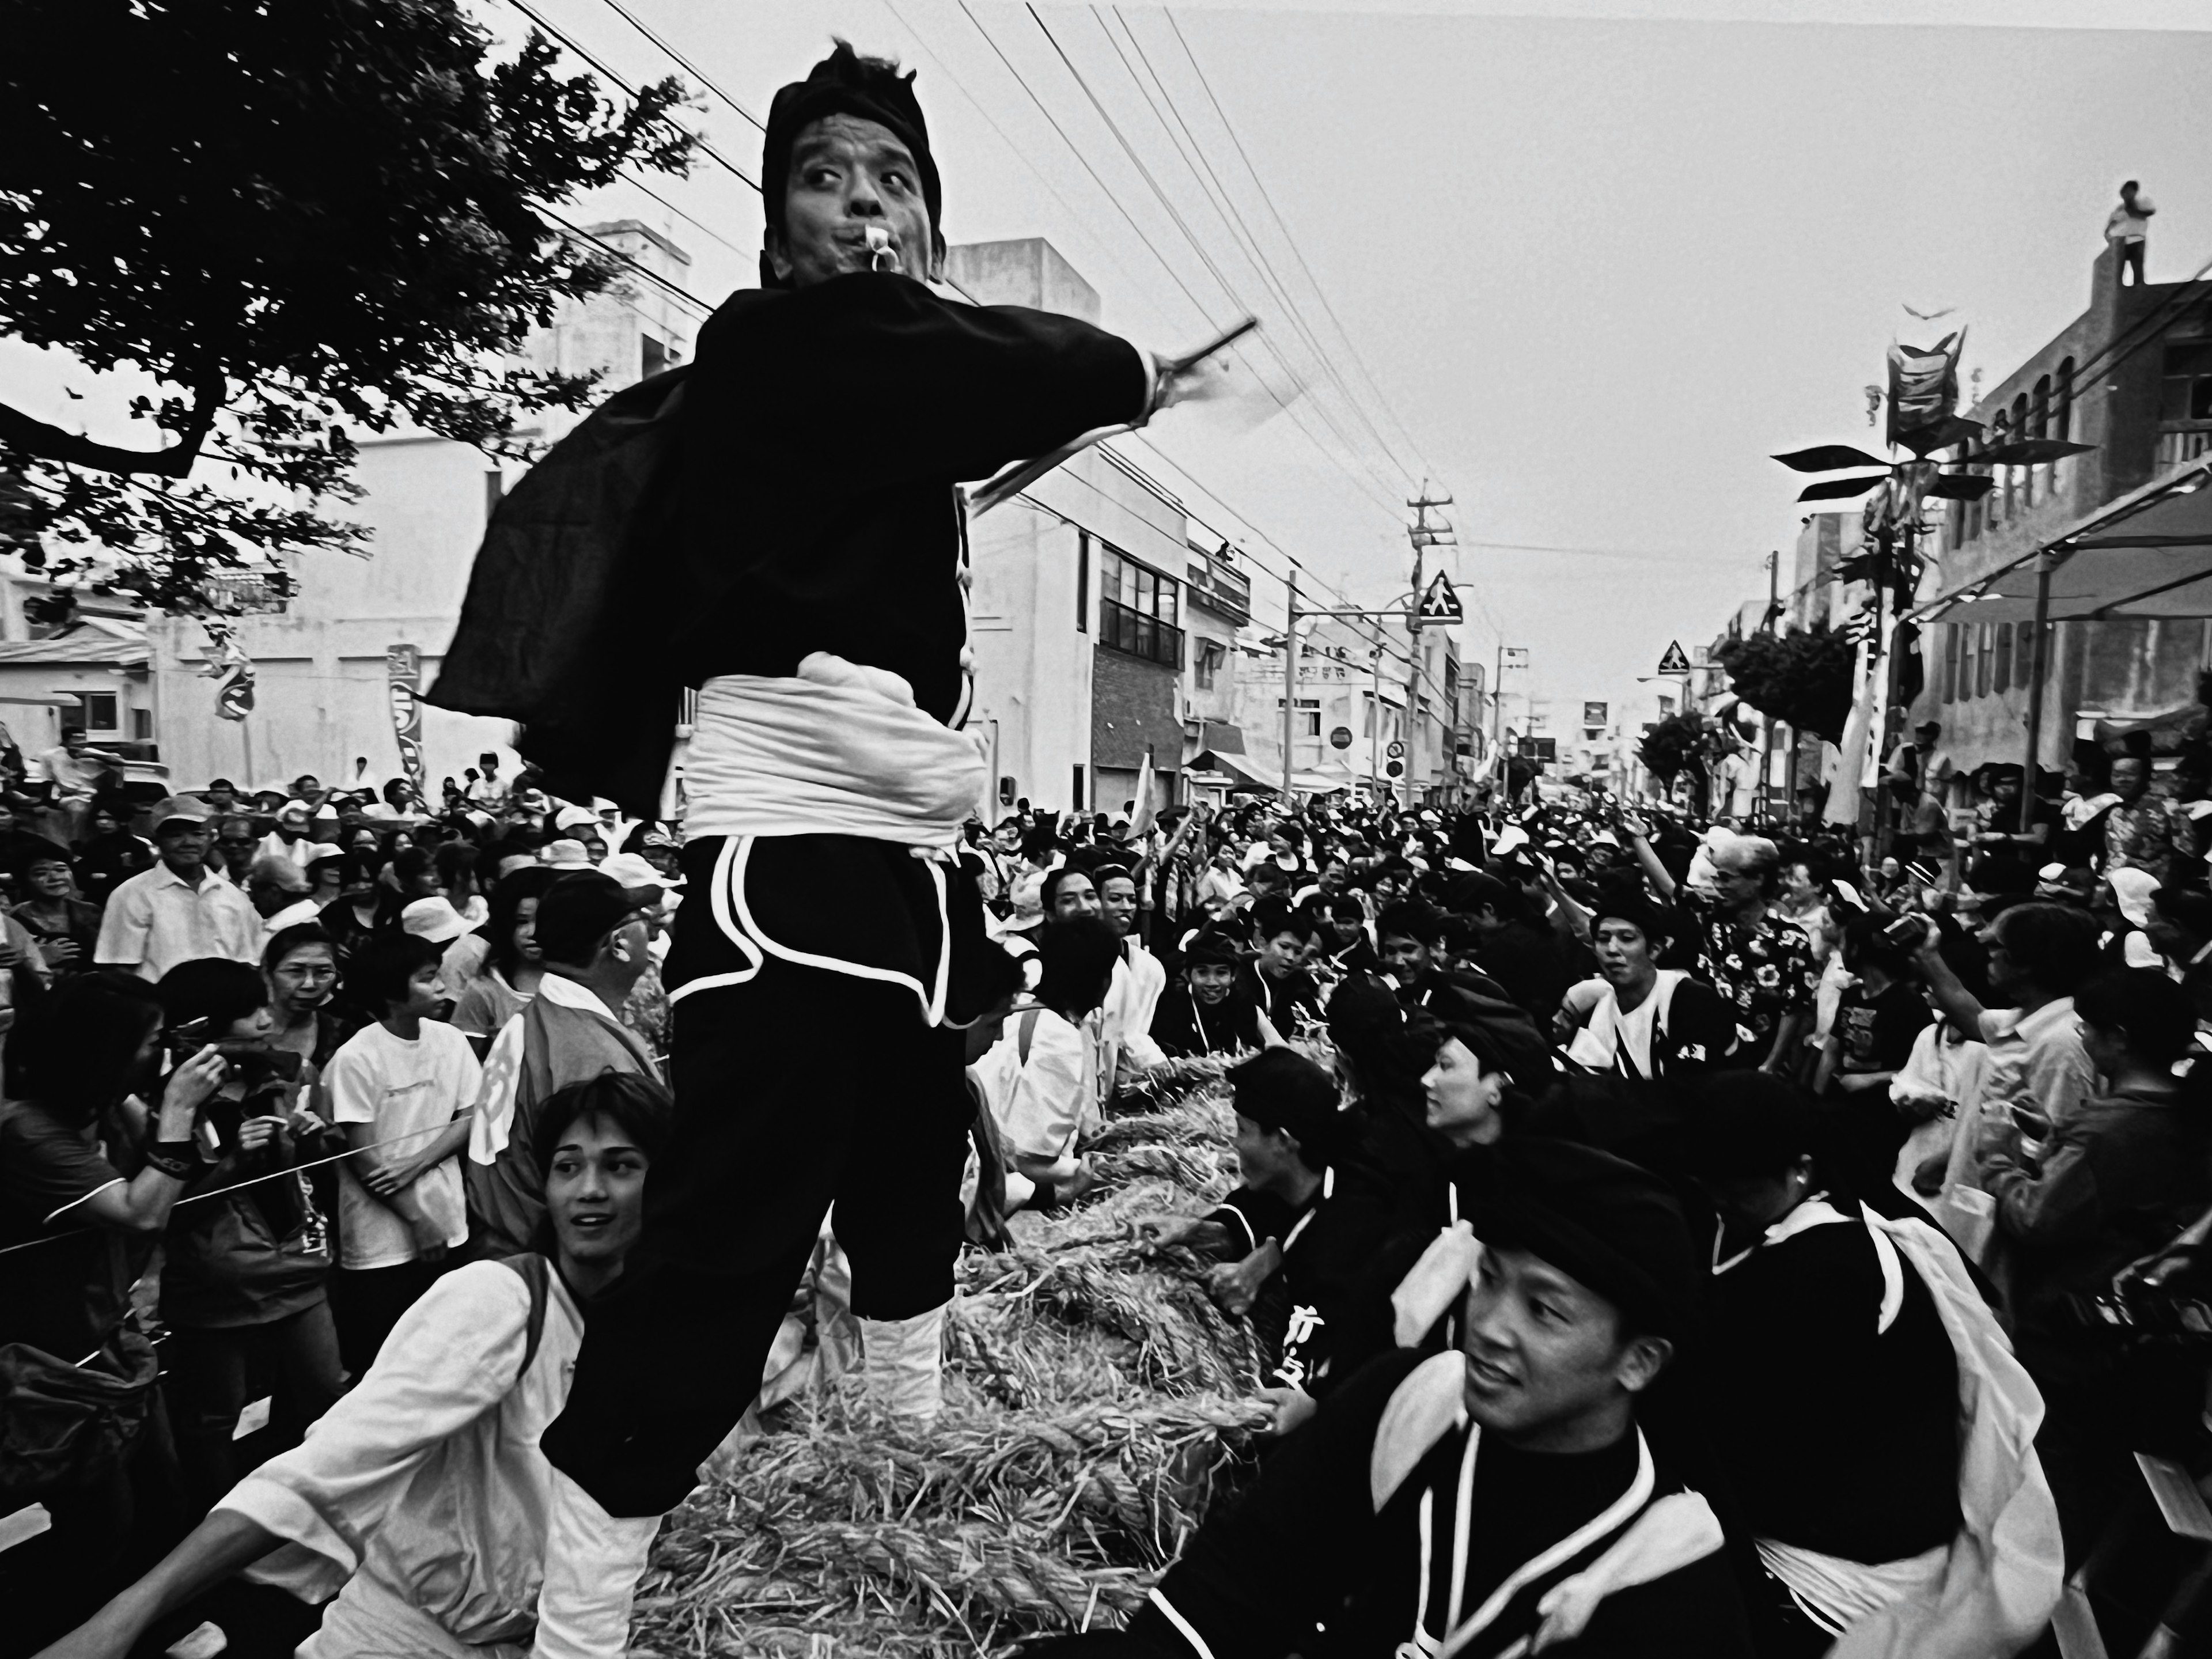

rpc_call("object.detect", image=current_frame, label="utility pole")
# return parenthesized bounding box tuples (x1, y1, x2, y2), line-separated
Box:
(1282, 571, 1298, 801)
(1369, 644, 1382, 800)
(1759, 548, 1778, 826)
(1405, 486, 1454, 809)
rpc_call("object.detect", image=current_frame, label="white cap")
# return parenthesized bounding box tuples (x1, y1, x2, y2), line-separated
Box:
(400, 896, 470, 944)
(540, 838, 593, 869)
(599, 851, 669, 894)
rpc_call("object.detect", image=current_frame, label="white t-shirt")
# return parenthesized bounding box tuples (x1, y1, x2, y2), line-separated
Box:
(325, 1021, 481, 1269)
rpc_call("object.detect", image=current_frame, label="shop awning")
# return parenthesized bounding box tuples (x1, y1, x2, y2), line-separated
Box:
(1915, 452, 2212, 625)
(1188, 748, 1278, 791)
(1291, 770, 1350, 793)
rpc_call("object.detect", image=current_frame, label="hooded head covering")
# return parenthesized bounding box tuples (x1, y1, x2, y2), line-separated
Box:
(1454, 1137, 1703, 1343)
(761, 41, 942, 286)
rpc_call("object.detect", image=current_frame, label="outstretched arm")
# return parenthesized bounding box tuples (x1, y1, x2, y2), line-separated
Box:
(35, 1512, 278, 1659)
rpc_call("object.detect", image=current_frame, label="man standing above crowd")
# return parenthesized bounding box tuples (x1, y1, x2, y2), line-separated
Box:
(32, 725, 114, 844)
(94, 805, 259, 981)
(428, 44, 1237, 1650)
(2103, 752, 2198, 885)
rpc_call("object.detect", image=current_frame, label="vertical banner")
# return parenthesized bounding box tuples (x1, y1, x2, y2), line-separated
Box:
(199, 624, 255, 721)
(385, 643, 427, 801)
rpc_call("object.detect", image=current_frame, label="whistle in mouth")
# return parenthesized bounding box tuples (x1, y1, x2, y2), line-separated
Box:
(865, 226, 896, 271)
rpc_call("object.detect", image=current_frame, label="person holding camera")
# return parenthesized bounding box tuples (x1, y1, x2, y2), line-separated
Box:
(0, 971, 229, 1649)
(151, 958, 343, 1515)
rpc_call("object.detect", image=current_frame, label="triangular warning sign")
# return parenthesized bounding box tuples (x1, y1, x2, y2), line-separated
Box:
(1656, 640, 1692, 675)
(1416, 571, 1464, 626)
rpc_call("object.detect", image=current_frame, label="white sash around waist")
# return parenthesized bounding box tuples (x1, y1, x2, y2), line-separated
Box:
(680, 657, 987, 849)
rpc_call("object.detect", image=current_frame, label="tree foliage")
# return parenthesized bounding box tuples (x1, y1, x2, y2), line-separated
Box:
(1638, 711, 1714, 796)
(0, 0, 695, 619)
(1713, 624, 1859, 743)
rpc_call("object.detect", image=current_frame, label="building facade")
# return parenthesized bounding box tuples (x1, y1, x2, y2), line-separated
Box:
(147, 221, 699, 794)
(1916, 243, 2212, 768)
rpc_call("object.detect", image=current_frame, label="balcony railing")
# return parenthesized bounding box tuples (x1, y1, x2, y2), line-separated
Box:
(1100, 596, 1184, 669)
(2157, 424, 2212, 474)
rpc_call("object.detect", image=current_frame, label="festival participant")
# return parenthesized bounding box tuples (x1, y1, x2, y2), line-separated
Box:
(1979, 969, 2212, 1566)
(1096, 864, 1167, 1081)
(14, 843, 101, 977)
(1092, 1139, 1753, 1659)
(1315, 893, 1380, 978)
(31, 1073, 672, 1659)
(1151, 928, 1277, 1059)
(446, 866, 559, 1036)
(978, 915, 1119, 1212)
(466, 872, 658, 1257)
(93, 806, 260, 982)
(428, 41, 1236, 1642)
(1449, 869, 1573, 1025)
(1043, 863, 1101, 921)
(1238, 899, 1323, 1035)
(1141, 1048, 1357, 1434)
(1687, 1073, 2058, 1657)
(323, 935, 479, 1373)
(1624, 822, 1816, 1075)
(1556, 888, 1736, 1081)
(2102, 753, 2198, 885)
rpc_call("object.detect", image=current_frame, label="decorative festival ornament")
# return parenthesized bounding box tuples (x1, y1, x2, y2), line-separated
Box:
(198, 623, 255, 721)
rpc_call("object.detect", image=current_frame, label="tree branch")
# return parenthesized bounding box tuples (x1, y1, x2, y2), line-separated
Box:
(0, 374, 224, 478)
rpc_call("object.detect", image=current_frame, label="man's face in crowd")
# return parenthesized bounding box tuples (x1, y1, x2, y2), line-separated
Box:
(1316, 858, 1348, 895)
(1232, 1112, 1301, 1191)
(63, 731, 88, 756)
(206, 785, 236, 812)
(216, 820, 257, 878)
(1460, 1246, 1665, 1449)
(1099, 876, 1138, 937)
(993, 821, 1023, 854)
(2112, 757, 2149, 802)
(1707, 853, 1764, 912)
(1256, 928, 1304, 980)
(547, 1112, 651, 1273)
(156, 821, 209, 878)
(1327, 910, 1365, 949)
(293, 774, 320, 801)
(24, 857, 70, 901)
(1379, 931, 1432, 986)
(1051, 873, 1099, 921)
(1188, 961, 1235, 1005)
(1593, 919, 1657, 989)
(1373, 872, 1410, 906)
(769, 115, 937, 288)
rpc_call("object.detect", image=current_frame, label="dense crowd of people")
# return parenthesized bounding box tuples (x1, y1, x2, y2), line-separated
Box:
(7, 713, 2211, 1655)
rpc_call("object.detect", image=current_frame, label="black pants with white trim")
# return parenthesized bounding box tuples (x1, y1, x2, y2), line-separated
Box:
(542, 835, 975, 1518)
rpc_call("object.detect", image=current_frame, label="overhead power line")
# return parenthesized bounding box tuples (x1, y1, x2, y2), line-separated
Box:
(589, 0, 767, 131)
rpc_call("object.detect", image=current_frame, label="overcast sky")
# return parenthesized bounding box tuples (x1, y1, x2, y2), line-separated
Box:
(12, 1, 2210, 728)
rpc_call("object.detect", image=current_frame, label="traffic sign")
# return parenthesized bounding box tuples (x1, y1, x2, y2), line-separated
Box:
(1414, 571, 1464, 627)
(1328, 725, 1353, 750)
(1656, 640, 1691, 675)
(1386, 760, 1404, 778)
(1385, 740, 1406, 760)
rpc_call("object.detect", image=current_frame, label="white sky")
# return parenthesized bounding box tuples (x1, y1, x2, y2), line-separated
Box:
(13, 0, 2212, 723)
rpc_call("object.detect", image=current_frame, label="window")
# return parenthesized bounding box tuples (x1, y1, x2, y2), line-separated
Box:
(1941, 624, 1957, 702)
(1992, 620, 2012, 692)
(1193, 637, 1226, 690)
(1277, 697, 1321, 738)
(641, 332, 668, 380)
(2013, 393, 2033, 507)
(1975, 625, 1994, 698)
(2055, 358, 2075, 440)
(1097, 546, 1184, 668)
(66, 691, 118, 732)
(1957, 626, 1978, 700)
(1076, 533, 1090, 634)
(131, 707, 152, 741)
(2160, 343, 2212, 422)
(1071, 763, 1086, 810)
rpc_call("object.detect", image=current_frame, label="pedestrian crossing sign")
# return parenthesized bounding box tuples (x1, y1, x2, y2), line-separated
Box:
(1415, 571, 1463, 627)
(1656, 640, 1691, 675)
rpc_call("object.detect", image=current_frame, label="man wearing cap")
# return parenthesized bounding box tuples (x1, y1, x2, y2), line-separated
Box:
(94, 805, 259, 981)
(1099, 1139, 1752, 1659)
(1151, 927, 1277, 1059)
(483, 45, 1232, 1628)
(466, 871, 659, 1259)
(246, 855, 321, 937)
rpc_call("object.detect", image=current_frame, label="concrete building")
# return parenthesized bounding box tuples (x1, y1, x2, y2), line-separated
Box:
(1916, 241, 2212, 768)
(147, 221, 699, 794)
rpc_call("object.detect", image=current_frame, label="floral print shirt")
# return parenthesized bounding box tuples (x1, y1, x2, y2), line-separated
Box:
(2103, 797, 2200, 885)
(1687, 898, 1819, 1059)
